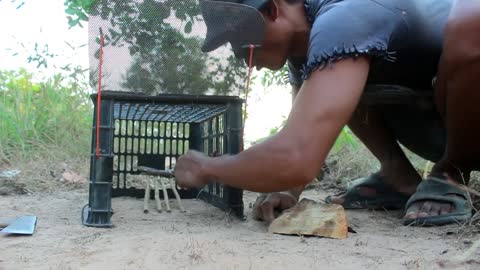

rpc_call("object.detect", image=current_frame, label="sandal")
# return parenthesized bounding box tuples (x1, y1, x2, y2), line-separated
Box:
(325, 173, 411, 210)
(403, 176, 473, 226)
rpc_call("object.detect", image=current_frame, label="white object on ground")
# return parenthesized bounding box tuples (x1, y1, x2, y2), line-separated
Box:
(0, 170, 21, 180)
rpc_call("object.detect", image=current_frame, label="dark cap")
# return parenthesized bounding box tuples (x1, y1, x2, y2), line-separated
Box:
(199, 0, 268, 53)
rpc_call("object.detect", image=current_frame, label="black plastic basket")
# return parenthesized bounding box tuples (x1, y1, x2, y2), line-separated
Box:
(82, 90, 244, 227)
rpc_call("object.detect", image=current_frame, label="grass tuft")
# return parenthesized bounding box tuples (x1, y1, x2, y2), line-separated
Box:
(0, 68, 92, 165)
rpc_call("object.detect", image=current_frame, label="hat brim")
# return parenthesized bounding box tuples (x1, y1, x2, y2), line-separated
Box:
(199, 0, 266, 53)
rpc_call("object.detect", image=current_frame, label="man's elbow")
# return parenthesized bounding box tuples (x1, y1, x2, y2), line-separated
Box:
(287, 147, 322, 187)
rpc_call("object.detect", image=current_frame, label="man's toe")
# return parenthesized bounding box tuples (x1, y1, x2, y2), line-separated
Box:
(429, 203, 442, 216)
(404, 202, 423, 219)
(419, 201, 433, 213)
(328, 195, 345, 205)
(404, 200, 456, 221)
(440, 204, 452, 215)
(417, 211, 430, 218)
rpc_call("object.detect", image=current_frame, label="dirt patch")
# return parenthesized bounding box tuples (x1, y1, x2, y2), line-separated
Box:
(1, 188, 479, 270)
(0, 157, 89, 194)
(1, 154, 479, 270)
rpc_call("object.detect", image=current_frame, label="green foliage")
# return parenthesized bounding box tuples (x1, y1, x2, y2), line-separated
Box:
(0, 69, 92, 162)
(74, 0, 246, 96)
(64, 0, 95, 28)
(120, 27, 245, 95)
(332, 127, 359, 153)
(27, 43, 57, 68)
(261, 64, 290, 88)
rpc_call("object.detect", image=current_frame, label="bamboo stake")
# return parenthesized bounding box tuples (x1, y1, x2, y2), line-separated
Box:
(160, 178, 171, 212)
(170, 178, 186, 212)
(143, 179, 150, 213)
(154, 178, 162, 213)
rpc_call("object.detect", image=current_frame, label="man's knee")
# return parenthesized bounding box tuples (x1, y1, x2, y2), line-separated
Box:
(435, 1, 480, 112)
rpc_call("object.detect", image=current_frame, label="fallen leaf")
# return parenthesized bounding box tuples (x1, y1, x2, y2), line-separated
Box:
(61, 171, 87, 186)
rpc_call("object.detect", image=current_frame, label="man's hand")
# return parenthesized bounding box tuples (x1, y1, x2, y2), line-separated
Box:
(174, 150, 211, 189)
(252, 192, 298, 223)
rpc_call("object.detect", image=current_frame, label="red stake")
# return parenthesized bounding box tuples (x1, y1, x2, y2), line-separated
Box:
(241, 44, 255, 151)
(95, 31, 104, 158)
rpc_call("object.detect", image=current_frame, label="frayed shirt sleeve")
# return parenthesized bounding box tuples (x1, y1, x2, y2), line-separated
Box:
(301, 0, 407, 80)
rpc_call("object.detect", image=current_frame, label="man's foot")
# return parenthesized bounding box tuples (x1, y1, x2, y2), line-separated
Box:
(403, 175, 473, 226)
(327, 170, 420, 210)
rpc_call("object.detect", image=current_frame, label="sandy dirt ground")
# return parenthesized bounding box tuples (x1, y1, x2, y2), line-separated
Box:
(1, 188, 479, 270)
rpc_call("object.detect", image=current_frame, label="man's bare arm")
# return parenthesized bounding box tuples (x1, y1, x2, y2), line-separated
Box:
(175, 57, 370, 192)
(286, 84, 304, 198)
(291, 84, 301, 102)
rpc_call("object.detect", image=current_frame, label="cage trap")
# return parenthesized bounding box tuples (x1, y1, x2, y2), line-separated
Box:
(82, 91, 245, 227)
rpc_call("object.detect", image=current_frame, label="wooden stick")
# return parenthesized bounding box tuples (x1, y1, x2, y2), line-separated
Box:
(170, 178, 186, 212)
(143, 179, 150, 213)
(138, 166, 174, 177)
(160, 178, 171, 212)
(154, 178, 162, 213)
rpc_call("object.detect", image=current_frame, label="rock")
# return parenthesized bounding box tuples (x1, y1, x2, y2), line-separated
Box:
(0, 170, 28, 195)
(0, 182, 28, 195)
(268, 199, 348, 239)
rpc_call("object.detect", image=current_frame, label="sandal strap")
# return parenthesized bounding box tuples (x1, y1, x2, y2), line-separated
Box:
(405, 177, 470, 210)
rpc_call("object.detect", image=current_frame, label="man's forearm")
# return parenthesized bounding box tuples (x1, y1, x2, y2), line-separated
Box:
(287, 84, 305, 199)
(202, 132, 312, 193)
(190, 58, 369, 194)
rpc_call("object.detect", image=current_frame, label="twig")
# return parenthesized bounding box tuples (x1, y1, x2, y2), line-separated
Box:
(387, 248, 407, 254)
(143, 178, 150, 213)
(160, 178, 171, 212)
(154, 178, 162, 213)
(170, 178, 186, 212)
(138, 166, 174, 178)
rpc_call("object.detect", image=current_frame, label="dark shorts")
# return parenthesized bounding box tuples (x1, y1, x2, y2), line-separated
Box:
(382, 104, 445, 162)
(380, 1, 480, 163)
(361, 85, 446, 162)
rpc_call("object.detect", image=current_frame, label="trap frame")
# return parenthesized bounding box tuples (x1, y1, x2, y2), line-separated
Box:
(82, 0, 249, 227)
(82, 91, 245, 227)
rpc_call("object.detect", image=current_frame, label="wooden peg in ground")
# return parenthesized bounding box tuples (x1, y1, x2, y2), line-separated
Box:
(143, 177, 162, 213)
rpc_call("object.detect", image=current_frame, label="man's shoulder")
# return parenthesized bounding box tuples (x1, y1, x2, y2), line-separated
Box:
(307, 0, 453, 26)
